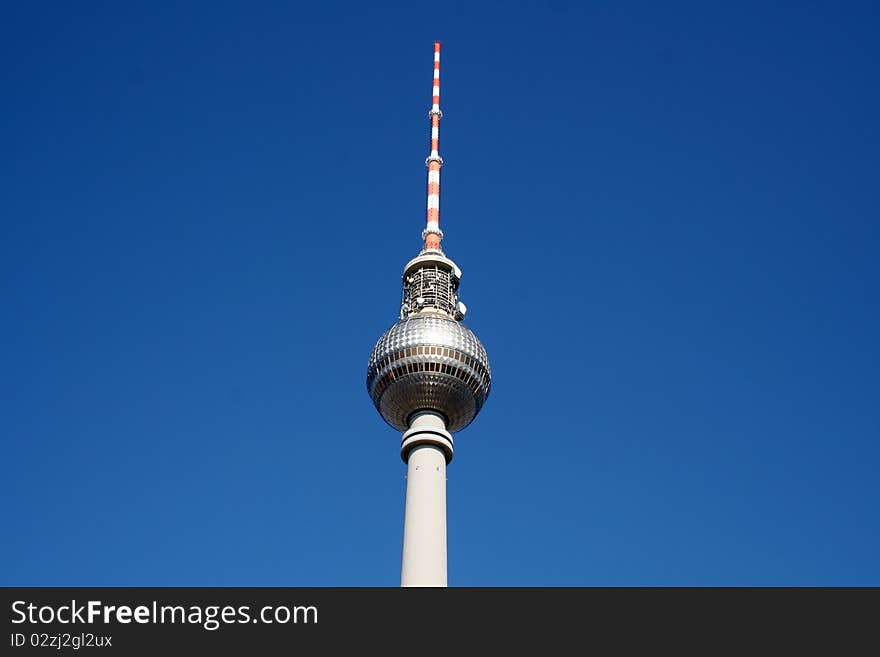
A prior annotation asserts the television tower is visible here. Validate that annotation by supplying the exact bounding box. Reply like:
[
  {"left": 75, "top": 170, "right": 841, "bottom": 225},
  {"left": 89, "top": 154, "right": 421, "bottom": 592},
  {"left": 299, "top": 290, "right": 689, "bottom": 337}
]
[{"left": 366, "top": 42, "right": 492, "bottom": 587}]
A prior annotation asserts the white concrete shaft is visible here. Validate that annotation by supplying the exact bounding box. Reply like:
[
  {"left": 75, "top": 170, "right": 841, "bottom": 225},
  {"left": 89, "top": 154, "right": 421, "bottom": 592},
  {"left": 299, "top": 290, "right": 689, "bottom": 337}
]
[{"left": 400, "top": 413, "right": 450, "bottom": 587}]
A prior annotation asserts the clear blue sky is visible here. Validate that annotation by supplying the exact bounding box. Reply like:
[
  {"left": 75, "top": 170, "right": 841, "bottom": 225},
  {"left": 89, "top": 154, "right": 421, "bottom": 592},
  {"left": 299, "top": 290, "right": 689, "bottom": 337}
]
[{"left": 3, "top": 1, "right": 878, "bottom": 586}]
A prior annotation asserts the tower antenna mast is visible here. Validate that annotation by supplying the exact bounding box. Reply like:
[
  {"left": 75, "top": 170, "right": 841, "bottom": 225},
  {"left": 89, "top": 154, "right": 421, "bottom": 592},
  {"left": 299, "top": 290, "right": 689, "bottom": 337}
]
[{"left": 423, "top": 41, "right": 444, "bottom": 252}]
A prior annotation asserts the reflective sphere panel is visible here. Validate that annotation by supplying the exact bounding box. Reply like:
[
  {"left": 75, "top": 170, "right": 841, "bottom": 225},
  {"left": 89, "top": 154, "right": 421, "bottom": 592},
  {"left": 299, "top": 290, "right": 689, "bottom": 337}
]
[{"left": 367, "top": 315, "right": 491, "bottom": 432}]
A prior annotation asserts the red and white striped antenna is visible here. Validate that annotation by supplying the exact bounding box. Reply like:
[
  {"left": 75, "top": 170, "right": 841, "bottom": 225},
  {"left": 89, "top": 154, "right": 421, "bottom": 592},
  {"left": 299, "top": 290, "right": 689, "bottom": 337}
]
[{"left": 422, "top": 42, "right": 444, "bottom": 252}]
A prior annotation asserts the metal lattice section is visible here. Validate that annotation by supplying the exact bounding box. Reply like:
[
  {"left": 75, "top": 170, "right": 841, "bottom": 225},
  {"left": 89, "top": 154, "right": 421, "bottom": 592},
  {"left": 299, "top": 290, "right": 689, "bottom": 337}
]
[
  {"left": 400, "top": 263, "right": 458, "bottom": 319},
  {"left": 367, "top": 315, "right": 491, "bottom": 432}
]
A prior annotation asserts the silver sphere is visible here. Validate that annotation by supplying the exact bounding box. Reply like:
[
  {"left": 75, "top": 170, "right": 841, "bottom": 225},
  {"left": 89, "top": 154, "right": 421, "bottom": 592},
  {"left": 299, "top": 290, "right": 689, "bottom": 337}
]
[{"left": 367, "top": 315, "right": 491, "bottom": 432}]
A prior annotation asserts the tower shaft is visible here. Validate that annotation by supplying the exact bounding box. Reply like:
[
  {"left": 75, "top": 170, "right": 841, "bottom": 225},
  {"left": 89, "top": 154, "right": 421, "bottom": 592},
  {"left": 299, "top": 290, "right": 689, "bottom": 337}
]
[{"left": 400, "top": 412, "right": 452, "bottom": 587}]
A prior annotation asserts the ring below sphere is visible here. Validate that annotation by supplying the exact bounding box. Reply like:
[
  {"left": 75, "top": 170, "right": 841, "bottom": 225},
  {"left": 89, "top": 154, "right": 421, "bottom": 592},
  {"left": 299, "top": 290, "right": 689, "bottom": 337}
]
[{"left": 367, "top": 315, "right": 491, "bottom": 433}]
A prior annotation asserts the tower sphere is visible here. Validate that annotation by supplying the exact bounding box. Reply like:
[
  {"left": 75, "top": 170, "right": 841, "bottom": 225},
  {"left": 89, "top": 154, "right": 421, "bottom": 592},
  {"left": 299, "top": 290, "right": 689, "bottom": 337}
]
[{"left": 367, "top": 314, "right": 491, "bottom": 433}]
